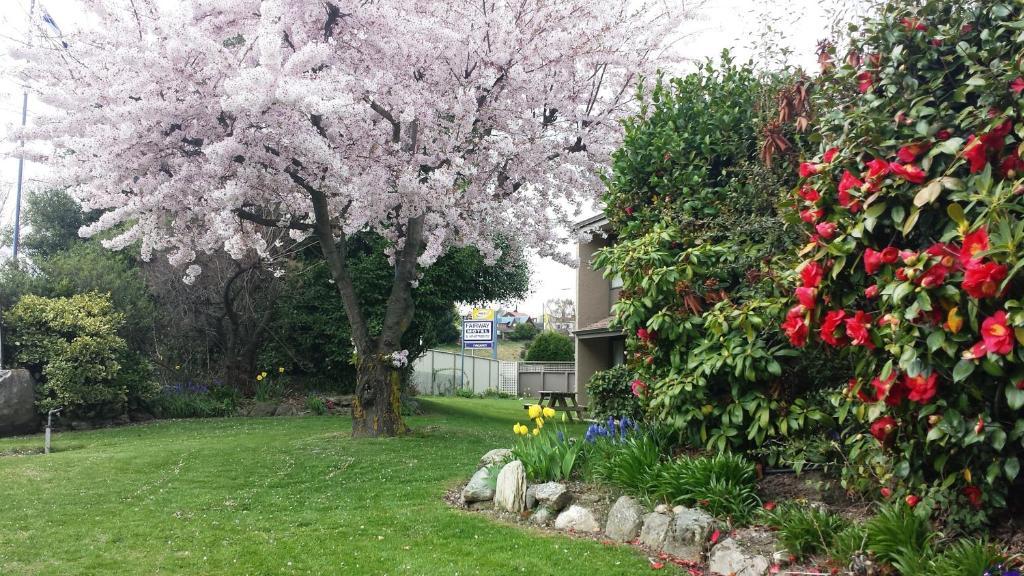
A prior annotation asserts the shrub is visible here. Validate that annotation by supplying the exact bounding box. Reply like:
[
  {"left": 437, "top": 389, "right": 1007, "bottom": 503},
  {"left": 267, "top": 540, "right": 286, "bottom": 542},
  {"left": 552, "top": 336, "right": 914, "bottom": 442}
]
[
  {"left": 864, "top": 505, "right": 933, "bottom": 570},
  {"left": 827, "top": 524, "right": 868, "bottom": 568},
  {"left": 593, "top": 56, "right": 832, "bottom": 456},
  {"left": 587, "top": 426, "right": 661, "bottom": 497},
  {"left": 306, "top": 395, "right": 328, "bottom": 415},
  {"left": 507, "top": 322, "right": 538, "bottom": 342},
  {"left": 8, "top": 292, "right": 157, "bottom": 417},
  {"left": 785, "top": 0, "right": 1024, "bottom": 525},
  {"left": 760, "top": 503, "right": 846, "bottom": 559},
  {"left": 524, "top": 331, "right": 574, "bottom": 362},
  {"left": 587, "top": 365, "right": 643, "bottom": 421},
  {"left": 149, "top": 382, "right": 238, "bottom": 419}
]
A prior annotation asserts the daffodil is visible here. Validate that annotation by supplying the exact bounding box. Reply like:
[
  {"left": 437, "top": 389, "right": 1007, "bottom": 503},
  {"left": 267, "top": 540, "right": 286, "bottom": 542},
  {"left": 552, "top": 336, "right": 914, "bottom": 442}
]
[
  {"left": 513, "top": 423, "right": 522, "bottom": 435},
  {"left": 256, "top": 374, "right": 264, "bottom": 381},
  {"left": 542, "top": 407, "right": 555, "bottom": 418},
  {"left": 278, "top": 367, "right": 285, "bottom": 373},
  {"left": 532, "top": 427, "right": 540, "bottom": 436},
  {"left": 527, "top": 404, "right": 542, "bottom": 419}
]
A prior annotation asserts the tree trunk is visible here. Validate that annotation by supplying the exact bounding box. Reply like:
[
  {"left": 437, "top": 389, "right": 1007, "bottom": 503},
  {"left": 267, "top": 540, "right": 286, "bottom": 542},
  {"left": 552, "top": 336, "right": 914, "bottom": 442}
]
[{"left": 351, "top": 354, "right": 408, "bottom": 437}]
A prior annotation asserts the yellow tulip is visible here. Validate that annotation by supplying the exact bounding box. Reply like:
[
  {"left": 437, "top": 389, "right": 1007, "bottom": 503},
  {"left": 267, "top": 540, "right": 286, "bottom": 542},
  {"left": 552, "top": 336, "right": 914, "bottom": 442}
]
[
  {"left": 532, "top": 428, "right": 540, "bottom": 437},
  {"left": 528, "top": 405, "right": 542, "bottom": 419},
  {"left": 278, "top": 367, "right": 285, "bottom": 373},
  {"left": 542, "top": 407, "right": 555, "bottom": 418},
  {"left": 535, "top": 417, "right": 544, "bottom": 428},
  {"left": 256, "top": 374, "right": 264, "bottom": 381},
  {"left": 561, "top": 413, "right": 567, "bottom": 423},
  {"left": 513, "top": 423, "right": 521, "bottom": 435}
]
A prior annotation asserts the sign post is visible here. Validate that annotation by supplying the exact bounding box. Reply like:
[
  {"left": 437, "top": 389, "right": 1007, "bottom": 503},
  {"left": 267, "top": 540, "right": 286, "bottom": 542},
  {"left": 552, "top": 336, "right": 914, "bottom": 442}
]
[{"left": 461, "top": 308, "right": 496, "bottom": 391}]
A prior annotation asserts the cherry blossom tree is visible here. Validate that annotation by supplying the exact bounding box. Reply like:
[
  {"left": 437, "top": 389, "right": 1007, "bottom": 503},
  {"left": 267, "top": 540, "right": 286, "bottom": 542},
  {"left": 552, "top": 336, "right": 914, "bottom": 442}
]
[{"left": 13, "top": 0, "right": 683, "bottom": 436}]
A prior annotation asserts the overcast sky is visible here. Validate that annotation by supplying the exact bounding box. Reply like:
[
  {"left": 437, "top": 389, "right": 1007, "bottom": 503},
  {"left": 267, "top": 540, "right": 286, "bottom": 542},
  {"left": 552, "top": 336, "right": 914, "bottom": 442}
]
[{"left": 0, "top": 0, "right": 832, "bottom": 317}]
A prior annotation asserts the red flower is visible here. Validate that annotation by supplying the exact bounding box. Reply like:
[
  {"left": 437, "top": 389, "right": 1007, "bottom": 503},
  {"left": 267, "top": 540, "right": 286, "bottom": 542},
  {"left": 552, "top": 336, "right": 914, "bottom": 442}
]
[
  {"left": 916, "top": 264, "right": 949, "bottom": 289},
  {"left": 870, "top": 416, "right": 897, "bottom": 444},
  {"left": 889, "top": 162, "right": 927, "bottom": 184},
  {"left": 782, "top": 305, "right": 809, "bottom": 348},
  {"left": 823, "top": 148, "right": 839, "bottom": 163},
  {"left": 936, "top": 129, "right": 952, "bottom": 141},
  {"left": 820, "top": 310, "right": 847, "bottom": 347},
  {"left": 1001, "top": 153, "right": 1024, "bottom": 178},
  {"left": 926, "top": 242, "right": 957, "bottom": 268},
  {"left": 625, "top": 206, "right": 634, "bottom": 216},
  {"left": 895, "top": 268, "right": 908, "bottom": 281},
  {"left": 637, "top": 328, "right": 653, "bottom": 341},
  {"left": 800, "top": 261, "right": 824, "bottom": 288},
  {"left": 897, "top": 143, "right": 930, "bottom": 163},
  {"left": 963, "top": 341, "right": 989, "bottom": 360},
  {"left": 962, "top": 485, "right": 983, "bottom": 509},
  {"left": 630, "top": 380, "right": 647, "bottom": 397},
  {"left": 873, "top": 372, "right": 906, "bottom": 406},
  {"left": 838, "top": 170, "right": 863, "bottom": 203},
  {"left": 865, "top": 157, "right": 891, "bottom": 181},
  {"left": 798, "top": 186, "right": 821, "bottom": 202},
  {"left": 1013, "top": 77, "right": 1024, "bottom": 95},
  {"left": 815, "top": 222, "right": 837, "bottom": 239},
  {"left": 763, "top": 501, "right": 777, "bottom": 511},
  {"left": 795, "top": 286, "right": 817, "bottom": 308},
  {"left": 976, "top": 415, "right": 985, "bottom": 435},
  {"left": 963, "top": 135, "right": 988, "bottom": 173},
  {"left": 959, "top": 227, "right": 990, "bottom": 264},
  {"left": 865, "top": 284, "right": 879, "bottom": 298},
  {"left": 900, "top": 17, "right": 927, "bottom": 31},
  {"left": 845, "top": 310, "right": 875, "bottom": 349},
  {"left": 848, "top": 378, "right": 873, "bottom": 403},
  {"left": 880, "top": 247, "right": 899, "bottom": 264},
  {"left": 981, "top": 311, "right": 1014, "bottom": 355},
  {"left": 904, "top": 372, "right": 939, "bottom": 404},
  {"left": 863, "top": 248, "right": 883, "bottom": 275},
  {"left": 799, "top": 208, "right": 823, "bottom": 223},
  {"left": 799, "top": 162, "right": 820, "bottom": 178},
  {"left": 962, "top": 260, "right": 1007, "bottom": 299},
  {"left": 905, "top": 495, "right": 920, "bottom": 508},
  {"left": 857, "top": 71, "right": 874, "bottom": 94},
  {"left": 880, "top": 487, "right": 892, "bottom": 498}
]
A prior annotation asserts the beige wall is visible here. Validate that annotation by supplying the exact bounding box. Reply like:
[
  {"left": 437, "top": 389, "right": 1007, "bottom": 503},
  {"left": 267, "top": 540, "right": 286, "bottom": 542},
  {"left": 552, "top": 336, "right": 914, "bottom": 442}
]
[
  {"left": 575, "top": 337, "right": 613, "bottom": 407},
  {"left": 576, "top": 235, "right": 613, "bottom": 330}
]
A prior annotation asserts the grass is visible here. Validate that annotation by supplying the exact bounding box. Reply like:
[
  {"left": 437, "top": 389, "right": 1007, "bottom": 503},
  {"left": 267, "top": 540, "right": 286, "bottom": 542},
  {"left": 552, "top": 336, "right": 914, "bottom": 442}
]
[{"left": 0, "top": 398, "right": 659, "bottom": 575}]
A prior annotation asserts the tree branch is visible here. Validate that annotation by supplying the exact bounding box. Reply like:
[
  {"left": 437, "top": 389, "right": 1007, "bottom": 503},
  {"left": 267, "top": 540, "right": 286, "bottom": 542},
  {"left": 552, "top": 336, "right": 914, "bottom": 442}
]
[
  {"left": 234, "top": 206, "right": 316, "bottom": 231},
  {"left": 378, "top": 215, "right": 425, "bottom": 351},
  {"left": 365, "top": 97, "right": 401, "bottom": 144}
]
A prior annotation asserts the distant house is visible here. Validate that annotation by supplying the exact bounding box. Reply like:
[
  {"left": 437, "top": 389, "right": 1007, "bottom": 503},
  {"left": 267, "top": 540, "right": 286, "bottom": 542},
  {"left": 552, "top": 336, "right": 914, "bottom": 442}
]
[
  {"left": 573, "top": 214, "right": 625, "bottom": 399},
  {"left": 495, "top": 309, "right": 535, "bottom": 338}
]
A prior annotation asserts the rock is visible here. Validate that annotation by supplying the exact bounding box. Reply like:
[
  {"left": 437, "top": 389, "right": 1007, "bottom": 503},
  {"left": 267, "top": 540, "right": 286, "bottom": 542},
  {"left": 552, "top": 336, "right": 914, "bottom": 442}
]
[
  {"left": 479, "top": 448, "right": 512, "bottom": 467},
  {"left": 709, "top": 538, "right": 771, "bottom": 576},
  {"left": 554, "top": 505, "right": 600, "bottom": 532},
  {"left": 531, "top": 506, "right": 554, "bottom": 526},
  {"left": 525, "top": 485, "right": 538, "bottom": 509},
  {"left": 672, "top": 505, "right": 686, "bottom": 514},
  {"left": 0, "top": 369, "right": 37, "bottom": 437},
  {"left": 533, "top": 482, "right": 571, "bottom": 511},
  {"left": 129, "top": 411, "right": 155, "bottom": 423},
  {"left": 462, "top": 467, "right": 495, "bottom": 503},
  {"left": 605, "top": 496, "right": 645, "bottom": 543},
  {"left": 466, "top": 500, "right": 492, "bottom": 511},
  {"left": 273, "top": 403, "right": 298, "bottom": 417},
  {"left": 663, "top": 507, "right": 714, "bottom": 562},
  {"left": 246, "top": 401, "right": 278, "bottom": 417},
  {"left": 654, "top": 504, "right": 670, "bottom": 514},
  {"left": 639, "top": 512, "right": 672, "bottom": 549},
  {"left": 494, "top": 461, "right": 527, "bottom": 513}
]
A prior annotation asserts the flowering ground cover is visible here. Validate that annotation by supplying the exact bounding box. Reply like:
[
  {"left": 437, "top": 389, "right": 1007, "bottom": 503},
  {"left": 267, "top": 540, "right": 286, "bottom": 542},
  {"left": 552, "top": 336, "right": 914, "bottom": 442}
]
[{"left": 0, "top": 398, "right": 659, "bottom": 575}]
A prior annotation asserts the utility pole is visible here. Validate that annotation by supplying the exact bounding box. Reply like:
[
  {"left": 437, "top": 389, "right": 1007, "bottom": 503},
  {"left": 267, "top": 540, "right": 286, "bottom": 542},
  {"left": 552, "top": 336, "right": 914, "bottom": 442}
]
[{"left": 12, "top": 0, "right": 37, "bottom": 261}]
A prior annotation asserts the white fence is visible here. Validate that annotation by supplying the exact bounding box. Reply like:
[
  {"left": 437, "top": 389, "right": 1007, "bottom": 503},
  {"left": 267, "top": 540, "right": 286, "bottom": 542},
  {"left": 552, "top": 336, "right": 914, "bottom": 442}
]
[{"left": 410, "top": 350, "right": 577, "bottom": 400}]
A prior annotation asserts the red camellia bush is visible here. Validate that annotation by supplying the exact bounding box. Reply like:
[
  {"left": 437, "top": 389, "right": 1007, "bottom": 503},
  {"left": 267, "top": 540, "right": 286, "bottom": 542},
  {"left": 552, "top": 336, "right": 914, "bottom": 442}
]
[{"left": 785, "top": 1, "right": 1024, "bottom": 527}]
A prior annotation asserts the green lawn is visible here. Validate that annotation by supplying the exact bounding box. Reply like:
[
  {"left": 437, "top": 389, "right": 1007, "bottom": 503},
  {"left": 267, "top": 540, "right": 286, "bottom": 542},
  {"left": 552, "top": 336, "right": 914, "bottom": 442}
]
[{"left": 0, "top": 398, "right": 653, "bottom": 575}]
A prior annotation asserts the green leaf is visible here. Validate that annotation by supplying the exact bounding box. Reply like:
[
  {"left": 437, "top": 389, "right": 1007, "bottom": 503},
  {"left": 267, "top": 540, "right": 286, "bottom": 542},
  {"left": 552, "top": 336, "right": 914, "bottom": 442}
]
[
  {"left": 902, "top": 207, "right": 921, "bottom": 235},
  {"left": 947, "top": 203, "right": 966, "bottom": 226},
  {"left": 926, "top": 330, "right": 946, "bottom": 352},
  {"left": 1007, "top": 386, "right": 1024, "bottom": 410},
  {"left": 953, "top": 359, "right": 976, "bottom": 382},
  {"left": 913, "top": 181, "right": 942, "bottom": 207},
  {"left": 1006, "top": 457, "right": 1020, "bottom": 481}
]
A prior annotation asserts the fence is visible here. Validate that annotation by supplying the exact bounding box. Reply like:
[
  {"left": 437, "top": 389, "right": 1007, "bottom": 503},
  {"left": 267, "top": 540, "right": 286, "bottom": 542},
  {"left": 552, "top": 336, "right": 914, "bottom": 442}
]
[{"left": 410, "top": 350, "right": 578, "bottom": 400}]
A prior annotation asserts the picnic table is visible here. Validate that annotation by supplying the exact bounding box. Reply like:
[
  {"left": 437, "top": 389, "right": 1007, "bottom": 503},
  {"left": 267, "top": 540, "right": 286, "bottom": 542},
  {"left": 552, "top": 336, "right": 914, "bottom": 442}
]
[{"left": 524, "top": 390, "right": 587, "bottom": 422}]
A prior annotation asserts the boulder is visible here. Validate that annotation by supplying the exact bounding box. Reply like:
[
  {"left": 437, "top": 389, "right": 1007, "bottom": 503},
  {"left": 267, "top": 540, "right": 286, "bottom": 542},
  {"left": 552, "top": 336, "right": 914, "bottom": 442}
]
[
  {"left": 0, "top": 369, "right": 37, "bottom": 437},
  {"left": 494, "top": 460, "right": 527, "bottom": 513},
  {"left": 273, "top": 403, "right": 299, "bottom": 417},
  {"left": 532, "top": 482, "right": 571, "bottom": 511},
  {"left": 605, "top": 496, "right": 645, "bottom": 543},
  {"left": 531, "top": 506, "right": 554, "bottom": 526},
  {"left": 525, "top": 485, "right": 538, "bottom": 509},
  {"left": 479, "top": 448, "right": 512, "bottom": 467},
  {"left": 554, "top": 505, "right": 600, "bottom": 532},
  {"left": 708, "top": 538, "right": 770, "bottom": 576},
  {"left": 663, "top": 507, "right": 714, "bottom": 562},
  {"left": 462, "top": 467, "right": 495, "bottom": 503},
  {"left": 639, "top": 512, "right": 672, "bottom": 549},
  {"left": 246, "top": 401, "right": 278, "bottom": 417}
]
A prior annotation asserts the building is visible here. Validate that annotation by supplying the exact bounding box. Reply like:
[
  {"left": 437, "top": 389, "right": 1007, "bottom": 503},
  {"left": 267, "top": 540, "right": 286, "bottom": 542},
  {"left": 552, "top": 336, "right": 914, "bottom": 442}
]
[{"left": 573, "top": 214, "right": 625, "bottom": 403}]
